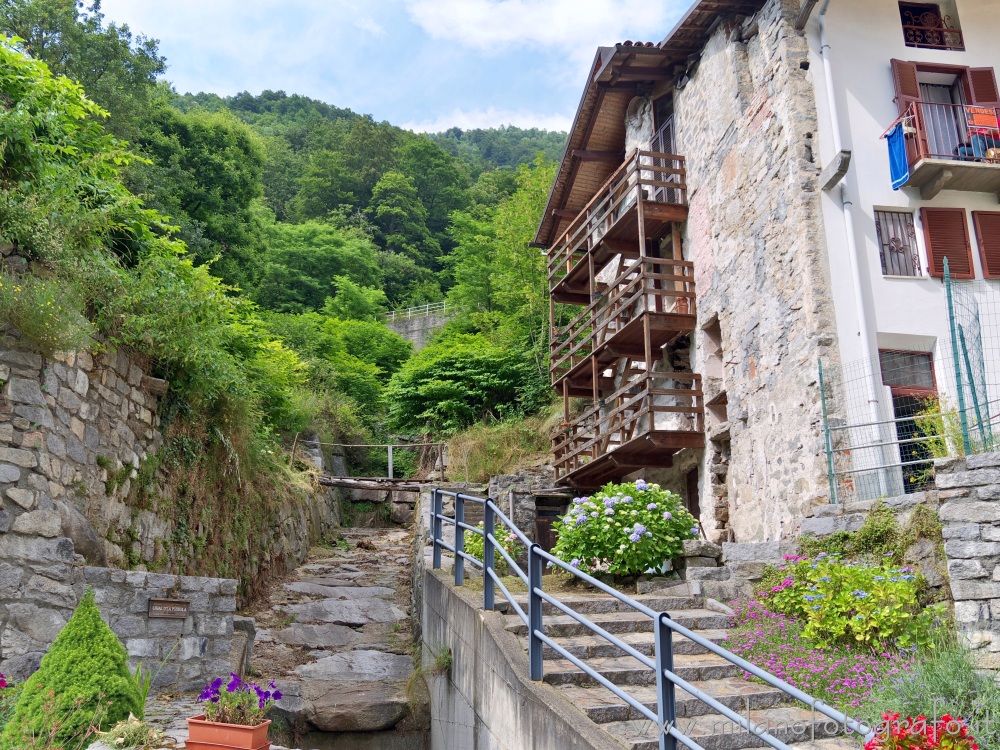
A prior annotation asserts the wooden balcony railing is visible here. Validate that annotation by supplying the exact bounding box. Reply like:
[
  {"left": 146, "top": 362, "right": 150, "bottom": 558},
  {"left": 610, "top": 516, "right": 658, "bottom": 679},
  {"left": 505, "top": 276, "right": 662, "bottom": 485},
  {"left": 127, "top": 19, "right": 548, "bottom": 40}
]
[
  {"left": 552, "top": 372, "right": 704, "bottom": 482},
  {"left": 547, "top": 150, "right": 687, "bottom": 291},
  {"left": 549, "top": 257, "right": 696, "bottom": 384}
]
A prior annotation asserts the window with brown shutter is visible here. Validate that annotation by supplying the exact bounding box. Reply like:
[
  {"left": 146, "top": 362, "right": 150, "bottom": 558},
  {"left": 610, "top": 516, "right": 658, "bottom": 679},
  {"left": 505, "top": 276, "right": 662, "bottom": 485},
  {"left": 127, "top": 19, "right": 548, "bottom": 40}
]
[
  {"left": 973, "top": 211, "right": 1000, "bottom": 278},
  {"left": 967, "top": 68, "right": 1000, "bottom": 107},
  {"left": 920, "top": 207, "right": 974, "bottom": 278}
]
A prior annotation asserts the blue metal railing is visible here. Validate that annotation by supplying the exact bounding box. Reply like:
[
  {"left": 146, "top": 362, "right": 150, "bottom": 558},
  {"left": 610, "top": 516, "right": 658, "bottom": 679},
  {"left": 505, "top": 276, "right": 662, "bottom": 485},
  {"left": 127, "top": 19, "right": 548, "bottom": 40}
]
[{"left": 429, "top": 488, "right": 875, "bottom": 750}]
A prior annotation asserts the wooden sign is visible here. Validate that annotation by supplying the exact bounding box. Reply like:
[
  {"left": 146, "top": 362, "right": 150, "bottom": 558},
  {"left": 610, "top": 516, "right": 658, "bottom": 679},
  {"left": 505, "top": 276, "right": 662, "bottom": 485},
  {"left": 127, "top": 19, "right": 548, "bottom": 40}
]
[
  {"left": 147, "top": 598, "right": 190, "bottom": 619},
  {"left": 967, "top": 106, "right": 999, "bottom": 130}
]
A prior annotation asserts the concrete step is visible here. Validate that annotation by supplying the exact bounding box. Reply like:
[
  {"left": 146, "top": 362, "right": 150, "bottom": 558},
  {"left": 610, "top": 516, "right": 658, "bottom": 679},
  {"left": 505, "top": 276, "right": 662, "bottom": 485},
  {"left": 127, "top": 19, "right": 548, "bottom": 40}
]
[
  {"left": 602, "top": 705, "right": 847, "bottom": 749},
  {"left": 536, "top": 628, "right": 730, "bottom": 660},
  {"left": 504, "top": 608, "right": 730, "bottom": 638},
  {"left": 542, "top": 652, "right": 740, "bottom": 687},
  {"left": 558, "top": 677, "right": 787, "bottom": 721},
  {"left": 496, "top": 593, "right": 704, "bottom": 617}
]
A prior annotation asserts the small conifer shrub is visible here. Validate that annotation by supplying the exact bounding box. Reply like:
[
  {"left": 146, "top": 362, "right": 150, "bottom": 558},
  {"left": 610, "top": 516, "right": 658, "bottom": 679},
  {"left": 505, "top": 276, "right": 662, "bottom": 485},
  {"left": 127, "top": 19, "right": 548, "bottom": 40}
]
[{"left": 0, "top": 589, "right": 142, "bottom": 749}]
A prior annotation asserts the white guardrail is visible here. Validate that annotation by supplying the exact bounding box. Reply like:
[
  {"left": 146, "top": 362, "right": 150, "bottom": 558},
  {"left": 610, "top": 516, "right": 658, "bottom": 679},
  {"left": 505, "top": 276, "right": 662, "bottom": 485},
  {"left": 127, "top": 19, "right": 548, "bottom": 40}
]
[{"left": 384, "top": 301, "right": 449, "bottom": 323}]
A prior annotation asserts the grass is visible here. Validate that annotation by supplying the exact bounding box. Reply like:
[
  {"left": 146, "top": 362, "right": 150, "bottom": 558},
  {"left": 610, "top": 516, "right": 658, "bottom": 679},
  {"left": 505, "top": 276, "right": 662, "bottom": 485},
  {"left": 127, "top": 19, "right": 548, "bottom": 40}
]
[{"left": 446, "top": 414, "right": 552, "bottom": 482}]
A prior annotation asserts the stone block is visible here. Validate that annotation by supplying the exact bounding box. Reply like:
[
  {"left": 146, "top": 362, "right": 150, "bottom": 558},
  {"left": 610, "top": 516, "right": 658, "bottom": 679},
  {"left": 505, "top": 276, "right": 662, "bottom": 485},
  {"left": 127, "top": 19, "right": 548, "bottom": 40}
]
[
  {"left": 950, "top": 581, "right": 1000, "bottom": 600},
  {"left": 0, "top": 364, "right": 8, "bottom": 381},
  {"left": 177, "top": 636, "right": 208, "bottom": 660},
  {"left": 0, "top": 350, "right": 42, "bottom": 370},
  {"left": 6, "top": 488, "right": 35, "bottom": 510},
  {"left": 6, "top": 377, "right": 45, "bottom": 406},
  {"left": 147, "top": 617, "right": 190, "bottom": 636},
  {"left": 220, "top": 579, "right": 238, "bottom": 596},
  {"left": 944, "top": 540, "right": 1000, "bottom": 559},
  {"left": 12, "top": 510, "right": 62, "bottom": 537},
  {"left": 811, "top": 504, "right": 843, "bottom": 518},
  {"left": 685, "top": 567, "right": 731, "bottom": 581},
  {"left": 683, "top": 556, "right": 718, "bottom": 568},
  {"left": 800, "top": 514, "right": 865, "bottom": 537},
  {"left": 940, "top": 501, "right": 1000, "bottom": 524},
  {"left": 194, "top": 614, "right": 232, "bottom": 637},
  {"left": 0, "top": 464, "right": 19, "bottom": 484},
  {"left": 125, "top": 638, "right": 159, "bottom": 658},
  {"left": 212, "top": 596, "right": 237, "bottom": 613},
  {"left": 727, "top": 561, "right": 769, "bottom": 580},
  {"left": 967, "top": 452, "right": 1000, "bottom": 470},
  {"left": 72, "top": 371, "right": 89, "bottom": 397},
  {"left": 682, "top": 539, "right": 722, "bottom": 558},
  {"left": 83, "top": 567, "right": 112, "bottom": 584},
  {"left": 938, "top": 470, "right": 1000, "bottom": 489},
  {"left": 948, "top": 559, "right": 990, "bottom": 580},
  {"left": 110, "top": 616, "right": 146, "bottom": 639},
  {"left": 954, "top": 600, "right": 987, "bottom": 623},
  {"left": 0, "top": 424, "right": 12, "bottom": 443},
  {"left": 0, "top": 447, "right": 36, "bottom": 468},
  {"left": 722, "top": 541, "right": 783, "bottom": 562},
  {"left": 943, "top": 524, "right": 982, "bottom": 541}
]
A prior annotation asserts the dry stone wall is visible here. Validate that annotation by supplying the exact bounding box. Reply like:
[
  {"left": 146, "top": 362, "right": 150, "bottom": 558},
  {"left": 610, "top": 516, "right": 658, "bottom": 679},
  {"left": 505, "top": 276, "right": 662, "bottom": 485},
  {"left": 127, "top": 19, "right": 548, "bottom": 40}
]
[
  {"left": 936, "top": 453, "right": 1000, "bottom": 667},
  {"left": 673, "top": 0, "right": 841, "bottom": 542}
]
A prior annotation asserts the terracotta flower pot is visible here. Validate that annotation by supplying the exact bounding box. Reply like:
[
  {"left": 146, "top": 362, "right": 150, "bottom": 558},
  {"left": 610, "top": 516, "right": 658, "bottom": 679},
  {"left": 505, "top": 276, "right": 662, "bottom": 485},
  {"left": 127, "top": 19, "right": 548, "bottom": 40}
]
[{"left": 186, "top": 714, "right": 270, "bottom": 750}]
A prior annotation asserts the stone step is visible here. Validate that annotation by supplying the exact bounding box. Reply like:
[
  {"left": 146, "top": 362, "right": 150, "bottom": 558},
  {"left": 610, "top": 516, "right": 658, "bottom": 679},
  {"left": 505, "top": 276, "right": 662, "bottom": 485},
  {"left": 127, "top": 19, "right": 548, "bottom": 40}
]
[
  {"left": 535, "top": 628, "right": 730, "bottom": 660},
  {"left": 602, "top": 705, "right": 847, "bottom": 750},
  {"left": 496, "top": 593, "right": 704, "bottom": 617},
  {"left": 504, "top": 608, "right": 729, "bottom": 638},
  {"left": 557, "top": 677, "right": 787, "bottom": 721},
  {"left": 542, "top": 652, "right": 740, "bottom": 686}
]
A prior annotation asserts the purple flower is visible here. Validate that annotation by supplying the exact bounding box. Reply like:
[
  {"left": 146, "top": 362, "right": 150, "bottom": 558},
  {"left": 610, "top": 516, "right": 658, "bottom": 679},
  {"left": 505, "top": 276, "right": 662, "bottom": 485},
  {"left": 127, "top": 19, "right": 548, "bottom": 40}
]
[
  {"left": 662, "top": 511, "right": 672, "bottom": 520},
  {"left": 604, "top": 508, "right": 614, "bottom": 515},
  {"left": 646, "top": 503, "right": 657, "bottom": 510},
  {"left": 633, "top": 524, "right": 647, "bottom": 535},
  {"left": 690, "top": 527, "right": 699, "bottom": 536},
  {"left": 575, "top": 515, "right": 587, "bottom": 525},
  {"left": 603, "top": 497, "right": 615, "bottom": 508},
  {"left": 629, "top": 533, "right": 641, "bottom": 542},
  {"left": 621, "top": 495, "right": 633, "bottom": 503},
  {"left": 570, "top": 558, "right": 580, "bottom": 569}
]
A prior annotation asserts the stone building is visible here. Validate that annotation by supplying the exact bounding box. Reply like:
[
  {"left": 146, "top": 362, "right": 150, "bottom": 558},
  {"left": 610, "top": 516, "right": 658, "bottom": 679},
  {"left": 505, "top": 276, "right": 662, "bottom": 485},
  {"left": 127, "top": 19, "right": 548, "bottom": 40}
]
[{"left": 538, "top": 0, "right": 1000, "bottom": 543}]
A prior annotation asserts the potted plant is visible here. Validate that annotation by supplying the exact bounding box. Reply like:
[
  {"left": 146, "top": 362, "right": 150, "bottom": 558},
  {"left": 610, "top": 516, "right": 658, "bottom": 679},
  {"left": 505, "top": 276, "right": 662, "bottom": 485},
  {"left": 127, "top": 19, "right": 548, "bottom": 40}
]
[{"left": 188, "top": 674, "right": 282, "bottom": 750}]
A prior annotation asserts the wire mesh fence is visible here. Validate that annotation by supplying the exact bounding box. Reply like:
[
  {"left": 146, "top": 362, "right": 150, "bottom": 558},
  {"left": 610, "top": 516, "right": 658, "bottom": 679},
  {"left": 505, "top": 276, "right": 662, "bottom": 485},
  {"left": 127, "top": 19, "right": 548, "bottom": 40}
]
[{"left": 821, "top": 260, "right": 1000, "bottom": 505}]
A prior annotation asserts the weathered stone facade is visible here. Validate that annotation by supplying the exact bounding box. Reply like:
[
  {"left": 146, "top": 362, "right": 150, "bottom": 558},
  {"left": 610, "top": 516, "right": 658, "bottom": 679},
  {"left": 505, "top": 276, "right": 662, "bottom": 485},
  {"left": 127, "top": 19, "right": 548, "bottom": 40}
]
[
  {"left": 0, "top": 553, "right": 236, "bottom": 691},
  {"left": 646, "top": 0, "right": 842, "bottom": 542},
  {"left": 936, "top": 453, "right": 1000, "bottom": 668}
]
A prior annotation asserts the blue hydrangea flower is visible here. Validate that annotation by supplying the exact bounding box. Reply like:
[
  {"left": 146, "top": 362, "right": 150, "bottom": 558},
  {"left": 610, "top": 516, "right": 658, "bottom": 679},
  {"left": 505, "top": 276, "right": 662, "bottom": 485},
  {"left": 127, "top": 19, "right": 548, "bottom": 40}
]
[
  {"left": 570, "top": 558, "right": 580, "bottom": 569},
  {"left": 633, "top": 524, "right": 647, "bottom": 535},
  {"left": 851, "top": 590, "right": 869, "bottom": 599},
  {"left": 690, "top": 527, "right": 699, "bottom": 536},
  {"left": 590, "top": 511, "right": 598, "bottom": 518},
  {"left": 604, "top": 508, "right": 614, "bottom": 516},
  {"left": 621, "top": 495, "right": 634, "bottom": 503},
  {"left": 662, "top": 511, "right": 672, "bottom": 520},
  {"left": 635, "top": 479, "right": 648, "bottom": 491},
  {"left": 629, "top": 532, "right": 641, "bottom": 542},
  {"left": 647, "top": 503, "right": 657, "bottom": 510},
  {"left": 575, "top": 515, "right": 587, "bottom": 525}
]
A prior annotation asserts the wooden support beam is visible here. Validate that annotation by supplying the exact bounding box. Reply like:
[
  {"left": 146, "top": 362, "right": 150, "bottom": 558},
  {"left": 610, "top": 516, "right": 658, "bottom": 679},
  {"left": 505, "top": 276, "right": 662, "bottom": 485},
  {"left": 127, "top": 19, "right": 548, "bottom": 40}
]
[
  {"left": 611, "top": 65, "right": 673, "bottom": 81},
  {"left": 572, "top": 149, "right": 623, "bottom": 163},
  {"left": 551, "top": 208, "right": 578, "bottom": 220},
  {"left": 317, "top": 475, "right": 423, "bottom": 494}
]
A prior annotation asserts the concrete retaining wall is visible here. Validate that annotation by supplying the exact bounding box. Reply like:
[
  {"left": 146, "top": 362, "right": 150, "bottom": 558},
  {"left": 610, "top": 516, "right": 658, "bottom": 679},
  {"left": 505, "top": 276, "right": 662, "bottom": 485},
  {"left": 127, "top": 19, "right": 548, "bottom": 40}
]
[
  {"left": 420, "top": 568, "right": 620, "bottom": 750},
  {"left": 386, "top": 313, "right": 451, "bottom": 351}
]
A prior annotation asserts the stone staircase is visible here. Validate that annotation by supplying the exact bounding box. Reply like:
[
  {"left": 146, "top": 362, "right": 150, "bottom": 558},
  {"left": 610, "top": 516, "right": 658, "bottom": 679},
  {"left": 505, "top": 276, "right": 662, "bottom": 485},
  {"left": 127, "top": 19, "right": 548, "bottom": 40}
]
[{"left": 497, "top": 584, "right": 861, "bottom": 750}]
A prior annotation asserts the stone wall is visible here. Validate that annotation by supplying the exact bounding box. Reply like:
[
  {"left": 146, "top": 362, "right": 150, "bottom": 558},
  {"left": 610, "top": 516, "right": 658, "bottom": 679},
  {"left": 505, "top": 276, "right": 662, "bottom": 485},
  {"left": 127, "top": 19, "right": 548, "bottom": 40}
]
[
  {"left": 0, "top": 345, "right": 163, "bottom": 567},
  {"left": 0, "top": 546, "right": 235, "bottom": 691},
  {"left": 672, "top": 0, "right": 841, "bottom": 542},
  {"left": 936, "top": 453, "right": 1000, "bottom": 667}
]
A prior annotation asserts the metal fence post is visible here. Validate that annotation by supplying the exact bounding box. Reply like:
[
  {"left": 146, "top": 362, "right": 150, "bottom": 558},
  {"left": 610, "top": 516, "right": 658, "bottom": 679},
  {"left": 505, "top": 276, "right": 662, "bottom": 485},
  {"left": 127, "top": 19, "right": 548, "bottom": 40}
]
[
  {"left": 959, "top": 326, "right": 990, "bottom": 449},
  {"left": 431, "top": 489, "right": 442, "bottom": 570},
  {"left": 387, "top": 445, "right": 394, "bottom": 479},
  {"left": 483, "top": 501, "right": 496, "bottom": 611},
  {"left": 528, "top": 544, "right": 544, "bottom": 681},
  {"left": 454, "top": 493, "right": 465, "bottom": 586},
  {"left": 818, "top": 360, "right": 838, "bottom": 504},
  {"left": 655, "top": 614, "right": 677, "bottom": 750},
  {"left": 944, "top": 258, "right": 973, "bottom": 454}
]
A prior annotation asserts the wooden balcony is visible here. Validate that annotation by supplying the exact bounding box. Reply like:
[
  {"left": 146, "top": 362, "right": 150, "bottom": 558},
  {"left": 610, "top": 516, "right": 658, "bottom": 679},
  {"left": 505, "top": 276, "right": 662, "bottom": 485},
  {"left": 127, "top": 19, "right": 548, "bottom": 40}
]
[
  {"left": 550, "top": 257, "right": 696, "bottom": 397},
  {"left": 892, "top": 101, "right": 1000, "bottom": 199},
  {"left": 552, "top": 373, "right": 704, "bottom": 488},
  {"left": 548, "top": 150, "right": 688, "bottom": 305}
]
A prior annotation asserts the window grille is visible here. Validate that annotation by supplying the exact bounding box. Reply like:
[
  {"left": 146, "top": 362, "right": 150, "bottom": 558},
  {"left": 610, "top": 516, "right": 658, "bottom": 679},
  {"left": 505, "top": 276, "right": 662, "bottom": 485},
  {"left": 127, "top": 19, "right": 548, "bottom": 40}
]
[
  {"left": 875, "top": 210, "right": 921, "bottom": 277},
  {"left": 898, "top": 2, "right": 964, "bottom": 51}
]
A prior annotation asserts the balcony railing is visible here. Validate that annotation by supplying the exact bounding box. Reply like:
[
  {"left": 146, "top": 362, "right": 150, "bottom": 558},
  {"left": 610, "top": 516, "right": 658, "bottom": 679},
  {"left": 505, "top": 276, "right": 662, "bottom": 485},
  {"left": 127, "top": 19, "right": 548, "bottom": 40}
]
[
  {"left": 549, "top": 257, "right": 695, "bottom": 384},
  {"left": 547, "top": 149, "right": 687, "bottom": 291},
  {"left": 900, "top": 7, "right": 964, "bottom": 51},
  {"left": 552, "top": 372, "right": 703, "bottom": 481},
  {"left": 900, "top": 101, "right": 1000, "bottom": 164}
]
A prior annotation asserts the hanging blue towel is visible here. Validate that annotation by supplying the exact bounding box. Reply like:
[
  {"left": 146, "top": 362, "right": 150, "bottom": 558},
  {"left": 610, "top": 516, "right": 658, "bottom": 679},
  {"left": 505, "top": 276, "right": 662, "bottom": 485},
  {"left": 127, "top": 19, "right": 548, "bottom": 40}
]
[{"left": 886, "top": 122, "right": 910, "bottom": 190}]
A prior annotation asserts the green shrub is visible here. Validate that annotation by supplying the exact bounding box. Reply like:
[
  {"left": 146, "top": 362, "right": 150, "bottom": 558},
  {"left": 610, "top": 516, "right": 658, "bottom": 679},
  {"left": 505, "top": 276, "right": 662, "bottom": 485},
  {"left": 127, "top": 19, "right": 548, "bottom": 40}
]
[
  {"left": 463, "top": 521, "right": 521, "bottom": 575},
  {"left": 860, "top": 637, "right": 1000, "bottom": 749},
  {"left": 760, "top": 554, "right": 941, "bottom": 650},
  {"left": 0, "top": 274, "right": 92, "bottom": 354},
  {"left": 0, "top": 589, "right": 142, "bottom": 750},
  {"left": 550, "top": 480, "right": 698, "bottom": 577}
]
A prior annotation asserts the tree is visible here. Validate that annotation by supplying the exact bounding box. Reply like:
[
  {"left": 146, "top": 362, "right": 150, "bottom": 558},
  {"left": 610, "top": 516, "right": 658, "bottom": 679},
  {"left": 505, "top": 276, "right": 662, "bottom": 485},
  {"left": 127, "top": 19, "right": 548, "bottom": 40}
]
[
  {"left": 254, "top": 222, "right": 380, "bottom": 313},
  {"left": 366, "top": 171, "right": 440, "bottom": 267},
  {"left": 1, "top": 0, "right": 165, "bottom": 138},
  {"left": 324, "top": 276, "right": 388, "bottom": 322},
  {"left": 0, "top": 589, "right": 142, "bottom": 749},
  {"left": 287, "top": 149, "right": 357, "bottom": 221},
  {"left": 397, "top": 137, "right": 470, "bottom": 236}
]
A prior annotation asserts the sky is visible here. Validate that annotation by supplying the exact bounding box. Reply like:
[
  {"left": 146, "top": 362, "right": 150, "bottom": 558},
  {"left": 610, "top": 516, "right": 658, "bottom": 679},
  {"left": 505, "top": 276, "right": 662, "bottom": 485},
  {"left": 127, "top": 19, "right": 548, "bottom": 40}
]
[{"left": 98, "top": 0, "right": 690, "bottom": 133}]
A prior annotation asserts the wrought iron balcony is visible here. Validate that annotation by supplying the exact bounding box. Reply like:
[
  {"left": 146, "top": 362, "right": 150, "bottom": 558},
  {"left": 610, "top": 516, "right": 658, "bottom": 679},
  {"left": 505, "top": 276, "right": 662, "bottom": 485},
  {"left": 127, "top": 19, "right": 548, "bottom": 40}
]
[
  {"left": 549, "top": 257, "right": 696, "bottom": 396},
  {"left": 552, "top": 373, "right": 704, "bottom": 487},
  {"left": 547, "top": 150, "right": 688, "bottom": 305},
  {"left": 890, "top": 101, "right": 1000, "bottom": 199}
]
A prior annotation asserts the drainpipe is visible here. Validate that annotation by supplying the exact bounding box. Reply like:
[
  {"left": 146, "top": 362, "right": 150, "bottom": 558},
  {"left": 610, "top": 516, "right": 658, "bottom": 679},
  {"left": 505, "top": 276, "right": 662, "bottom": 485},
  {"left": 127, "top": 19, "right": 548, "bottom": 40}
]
[{"left": 819, "top": 0, "right": 841, "bottom": 154}]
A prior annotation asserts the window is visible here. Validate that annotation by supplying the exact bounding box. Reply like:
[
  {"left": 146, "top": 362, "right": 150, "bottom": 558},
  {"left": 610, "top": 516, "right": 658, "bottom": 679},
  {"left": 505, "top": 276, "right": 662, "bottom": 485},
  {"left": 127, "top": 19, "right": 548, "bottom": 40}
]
[
  {"left": 899, "top": 2, "right": 964, "bottom": 51},
  {"left": 876, "top": 210, "right": 921, "bottom": 276},
  {"left": 920, "top": 207, "right": 974, "bottom": 278},
  {"left": 974, "top": 211, "right": 1000, "bottom": 278},
  {"left": 879, "top": 349, "right": 937, "bottom": 493}
]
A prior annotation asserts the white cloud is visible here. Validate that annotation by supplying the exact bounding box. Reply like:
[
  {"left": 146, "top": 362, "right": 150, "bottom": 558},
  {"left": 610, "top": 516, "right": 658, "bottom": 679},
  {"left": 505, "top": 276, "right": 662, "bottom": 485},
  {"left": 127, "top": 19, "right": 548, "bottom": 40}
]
[
  {"left": 405, "top": 0, "right": 673, "bottom": 53},
  {"left": 402, "top": 107, "right": 571, "bottom": 133}
]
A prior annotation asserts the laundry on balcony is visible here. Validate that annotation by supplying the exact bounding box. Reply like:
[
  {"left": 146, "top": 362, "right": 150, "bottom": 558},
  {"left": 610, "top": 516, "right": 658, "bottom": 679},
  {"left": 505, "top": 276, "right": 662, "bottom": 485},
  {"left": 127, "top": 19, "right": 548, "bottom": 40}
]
[{"left": 884, "top": 120, "right": 910, "bottom": 190}]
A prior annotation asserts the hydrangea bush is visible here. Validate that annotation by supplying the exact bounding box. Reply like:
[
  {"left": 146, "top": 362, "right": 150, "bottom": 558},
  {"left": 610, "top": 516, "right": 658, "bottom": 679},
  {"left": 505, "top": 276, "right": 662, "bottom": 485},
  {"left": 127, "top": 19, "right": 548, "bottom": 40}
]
[
  {"left": 759, "top": 554, "right": 940, "bottom": 649},
  {"left": 551, "top": 480, "right": 698, "bottom": 576},
  {"left": 199, "top": 673, "right": 281, "bottom": 726},
  {"left": 865, "top": 712, "right": 979, "bottom": 750},
  {"left": 463, "top": 521, "right": 521, "bottom": 576}
]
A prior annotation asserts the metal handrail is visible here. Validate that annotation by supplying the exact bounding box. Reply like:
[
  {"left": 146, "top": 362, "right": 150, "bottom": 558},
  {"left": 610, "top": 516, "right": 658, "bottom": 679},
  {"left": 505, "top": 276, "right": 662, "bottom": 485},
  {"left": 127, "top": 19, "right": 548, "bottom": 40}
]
[
  {"left": 429, "top": 488, "right": 875, "bottom": 750},
  {"left": 384, "top": 300, "right": 450, "bottom": 323}
]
